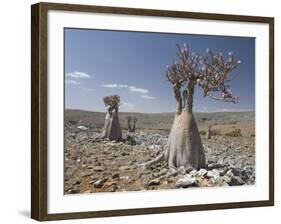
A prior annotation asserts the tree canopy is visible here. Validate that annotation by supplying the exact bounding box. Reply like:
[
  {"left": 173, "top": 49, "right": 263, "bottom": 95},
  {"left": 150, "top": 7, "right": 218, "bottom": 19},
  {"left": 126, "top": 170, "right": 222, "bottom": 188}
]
[{"left": 166, "top": 44, "right": 241, "bottom": 109}]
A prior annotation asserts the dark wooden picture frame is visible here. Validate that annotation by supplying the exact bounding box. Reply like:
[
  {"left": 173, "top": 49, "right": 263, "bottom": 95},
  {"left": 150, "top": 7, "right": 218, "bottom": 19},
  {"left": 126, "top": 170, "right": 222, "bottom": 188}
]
[{"left": 31, "top": 2, "right": 274, "bottom": 221}]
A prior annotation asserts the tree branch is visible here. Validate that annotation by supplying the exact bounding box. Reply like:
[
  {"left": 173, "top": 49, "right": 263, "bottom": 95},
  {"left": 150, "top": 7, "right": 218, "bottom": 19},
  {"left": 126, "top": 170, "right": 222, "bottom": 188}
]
[
  {"left": 207, "top": 93, "right": 238, "bottom": 104},
  {"left": 166, "top": 44, "right": 241, "bottom": 112}
]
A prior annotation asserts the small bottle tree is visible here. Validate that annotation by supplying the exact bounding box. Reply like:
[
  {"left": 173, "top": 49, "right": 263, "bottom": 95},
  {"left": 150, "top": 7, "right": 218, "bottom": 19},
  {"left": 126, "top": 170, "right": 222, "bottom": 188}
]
[
  {"left": 127, "top": 116, "right": 132, "bottom": 132},
  {"left": 164, "top": 44, "right": 240, "bottom": 170},
  {"left": 101, "top": 95, "right": 122, "bottom": 141},
  {"left": 132, "top": 117, "right": 137, "bottom": 132},
  {"left": 127, "top": 116, "right": 137, "bottom": 132},
  {"left": 206, "top": 125, "right": 212, "bottom": 139}
]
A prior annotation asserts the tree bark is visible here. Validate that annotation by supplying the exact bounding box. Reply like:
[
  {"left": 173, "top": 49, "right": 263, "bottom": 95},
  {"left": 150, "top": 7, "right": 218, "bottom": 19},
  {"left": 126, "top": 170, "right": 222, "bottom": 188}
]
[
  {"left": 165, "top": 110, "right": 206, "bottom": 170},
  {"left": 173, "top": 85, "right": 182, "bottom": 115},
  {"left": 186, "top": 81, "right": 195, "bottom": 113}
]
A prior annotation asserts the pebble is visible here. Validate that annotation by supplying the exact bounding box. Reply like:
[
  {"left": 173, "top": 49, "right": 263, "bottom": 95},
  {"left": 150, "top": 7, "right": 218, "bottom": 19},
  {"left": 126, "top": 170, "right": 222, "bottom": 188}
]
[
  {"left": 93, "top": 178, "right": 108, "bottom": 188},
  {"left": 93, "top": 166, "right": 105, "bottom": 172},
  {"left": 189, "top": 170, "right": 198, "bottom": 176},
  {"left": 229, "top": 176, "right": 244, "bottom": 186},
  {"left": 198, "top": 169, "right": 207, "bottom": 176},
  {"left": 119, "top": 166, "right": 131, "bottom": 171},
  {"left": 175, "top": 175, "right": 196, "bottom": 188},
  {"left": 73, "top": 180, "right": 81, "bottom": 185},
  {"left": 206, "top": 170, "right": 220, "bottom": 178},
  {"left": 68, "top": 188, "right": 80, "bottom": 194},
  {"left": 77, "top": 125, "right": 89, "bottom": 131},
  {"left": 109, "top": 185, "right": 118, "bottom": 192},
  {"left": 148, "top": 179, "right": 161, "bottom": 186},
  {"left": 112, "top": 173, "right": 120, "bottom": 179}
]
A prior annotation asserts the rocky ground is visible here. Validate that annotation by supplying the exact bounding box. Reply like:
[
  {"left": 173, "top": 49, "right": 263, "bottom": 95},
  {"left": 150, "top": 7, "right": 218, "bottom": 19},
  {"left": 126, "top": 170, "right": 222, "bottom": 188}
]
[{"left": 64, "top": 119, "right": 255, "bottom": 194}]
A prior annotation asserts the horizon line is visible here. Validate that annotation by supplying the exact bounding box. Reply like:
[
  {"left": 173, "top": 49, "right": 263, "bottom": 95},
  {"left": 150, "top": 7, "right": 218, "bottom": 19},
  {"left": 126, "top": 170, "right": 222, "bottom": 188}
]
[{"left": 65, "top": 108, "right": 255, "bottom": 114}]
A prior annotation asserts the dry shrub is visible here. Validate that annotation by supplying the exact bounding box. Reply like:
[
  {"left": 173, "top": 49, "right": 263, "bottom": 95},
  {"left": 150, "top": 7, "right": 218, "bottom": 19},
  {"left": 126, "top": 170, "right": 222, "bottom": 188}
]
[
  {"left": 68, "top": 120, "right": 77, "bottom": 125},
  {"left": 199, "top": 130, "right": 206, "bottom": 135},
  {"left": 225, "top": 128, "right": 242, "bottom": 137},
  {"left": 211, "top": 129, "right": 221, "bottom": 136}
]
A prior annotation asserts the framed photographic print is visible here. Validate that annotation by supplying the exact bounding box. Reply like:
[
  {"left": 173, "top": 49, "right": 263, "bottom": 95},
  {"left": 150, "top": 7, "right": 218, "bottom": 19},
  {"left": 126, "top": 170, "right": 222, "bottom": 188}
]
[{"left": 31, "top": 2, "right": 274, "bottom": 221}]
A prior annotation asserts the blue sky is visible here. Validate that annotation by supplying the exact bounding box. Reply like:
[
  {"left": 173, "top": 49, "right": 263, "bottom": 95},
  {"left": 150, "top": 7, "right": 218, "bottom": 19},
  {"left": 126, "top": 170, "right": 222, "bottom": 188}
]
[{"left": 64, "top": 28, "right": 255, "bottom": 113}]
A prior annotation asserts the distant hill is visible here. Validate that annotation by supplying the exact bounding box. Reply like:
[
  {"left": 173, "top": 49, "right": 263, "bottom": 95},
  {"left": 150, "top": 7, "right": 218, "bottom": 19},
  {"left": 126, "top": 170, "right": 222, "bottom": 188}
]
[{"left": 65, "top": 109, "right": 255, "bottom": 131}]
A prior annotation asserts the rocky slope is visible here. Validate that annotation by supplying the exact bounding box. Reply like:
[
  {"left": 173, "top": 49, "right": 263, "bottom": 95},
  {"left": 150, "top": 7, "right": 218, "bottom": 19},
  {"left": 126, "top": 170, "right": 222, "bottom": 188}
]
[{"left": 64, "top": 118, "right": 255, "bottom": 194}]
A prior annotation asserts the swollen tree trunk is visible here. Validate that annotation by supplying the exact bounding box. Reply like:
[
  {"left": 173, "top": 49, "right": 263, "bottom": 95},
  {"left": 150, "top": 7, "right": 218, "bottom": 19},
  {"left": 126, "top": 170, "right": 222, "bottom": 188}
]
[
  {"left": 127, "top": 116, "right": 137, "bottom": 133},
  {"left": 165, "top": 110, "right": 206, "bottom": 170},
  {"left": 165, "top": 83, "right": 206, "bottom": 170},
  {"left": 101, "top": 110, "right": 122, "bottom": 141}
]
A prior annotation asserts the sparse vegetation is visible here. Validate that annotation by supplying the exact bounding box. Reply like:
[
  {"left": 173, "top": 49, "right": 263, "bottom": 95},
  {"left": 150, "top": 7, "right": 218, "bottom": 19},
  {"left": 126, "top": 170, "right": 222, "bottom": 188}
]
[
  {"left": 201, "top": 117, "right": 207, "bottom": 123},
  {"left": 199, "top": 130, "right": 206, "bottom": 135},
  {"left": 68, "top": 120, "right": 78, "bottom": 125},
  {"left": 225, "top": 128, "right": 242, "bottom": 137},
  {"left": 211, "top": 129, "right": 222, "bottom": 136}
]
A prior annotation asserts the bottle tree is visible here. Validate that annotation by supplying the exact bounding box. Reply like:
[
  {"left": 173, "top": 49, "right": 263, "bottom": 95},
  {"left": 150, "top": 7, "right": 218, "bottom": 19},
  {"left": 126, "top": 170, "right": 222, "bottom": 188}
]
[
  {"left": 127, "top": 116, "right": 138, "bottom": 132},
  {"left": 164, "top": 44, "right": 241, "bottom": 170},
  {"left": 101, "top": 95, "right": 122, "bottom": 141}
]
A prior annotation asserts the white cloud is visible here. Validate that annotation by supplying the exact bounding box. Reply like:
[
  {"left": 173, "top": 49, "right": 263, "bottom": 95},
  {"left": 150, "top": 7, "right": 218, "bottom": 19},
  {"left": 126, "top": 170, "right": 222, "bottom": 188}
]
[
  {"left": 102, "top": 84, "right": 128, "bottom": 88},
  {"left": 65, "top": 80, "right": 81, "bottom": 85},
  {"left": 65, "top": 71, "right": 91, "bottom": 79},
  {"left": 129, "top": 86, "right": 149, "bottom": 94},
  {"left": 102, "top": 83, "right": 155, "bottom": 100},
  {"left": 141, "top": 95, "right": 156, "bottom": 100},
  {"left": 102, "top": 83, "right": 149, "bottom": 94}
]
